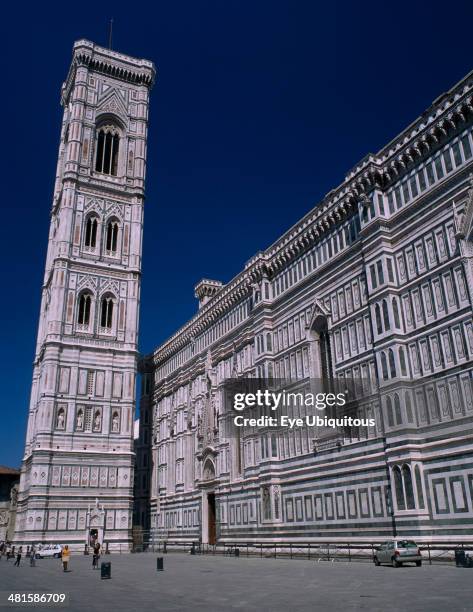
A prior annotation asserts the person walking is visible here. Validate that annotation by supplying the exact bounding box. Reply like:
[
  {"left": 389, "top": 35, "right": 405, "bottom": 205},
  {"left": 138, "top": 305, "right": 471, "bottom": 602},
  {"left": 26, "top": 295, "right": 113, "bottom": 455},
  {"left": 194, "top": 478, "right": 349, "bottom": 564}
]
[
  {"left": 61, "top": 545, "right": 70, "bottom": 572},
  {"left": 14, "top": 546, "right": 22, "bottom": 567},
  {"left": 30, "top": 545, "right": 36, "bottom": 567}
]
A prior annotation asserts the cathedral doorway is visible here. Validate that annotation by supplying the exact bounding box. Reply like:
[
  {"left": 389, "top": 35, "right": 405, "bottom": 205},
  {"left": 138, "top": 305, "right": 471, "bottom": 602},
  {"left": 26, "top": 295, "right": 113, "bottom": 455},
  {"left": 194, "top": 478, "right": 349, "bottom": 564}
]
[{"left": 207, "top": 493, "right": 216, "bottom": 545}]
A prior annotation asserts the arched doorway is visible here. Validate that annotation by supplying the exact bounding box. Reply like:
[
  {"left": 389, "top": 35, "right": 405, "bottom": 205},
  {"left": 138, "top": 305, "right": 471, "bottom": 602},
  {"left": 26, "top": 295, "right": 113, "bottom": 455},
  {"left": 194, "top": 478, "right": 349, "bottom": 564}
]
[{"left": 201, "top": 457, "right": 217, "bottom": 545}]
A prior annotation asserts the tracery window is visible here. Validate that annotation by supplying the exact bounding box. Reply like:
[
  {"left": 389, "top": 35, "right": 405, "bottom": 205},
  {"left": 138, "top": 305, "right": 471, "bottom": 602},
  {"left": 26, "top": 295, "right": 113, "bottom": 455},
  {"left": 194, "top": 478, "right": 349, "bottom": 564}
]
[
  {"left": 77, "top": 292, "right": 92, "bottom": 327},
  {"left": 100, "top": 296, "right": 114, "bottom": 330},
  {"left": 105, "top": 219, "right": 119, "bottom": 254},
  {"left": 95, "top": 125, "right": 120, "bottom": 175},
  {"left": 84, "top": 216, "right": 98, "bottom": 250}
]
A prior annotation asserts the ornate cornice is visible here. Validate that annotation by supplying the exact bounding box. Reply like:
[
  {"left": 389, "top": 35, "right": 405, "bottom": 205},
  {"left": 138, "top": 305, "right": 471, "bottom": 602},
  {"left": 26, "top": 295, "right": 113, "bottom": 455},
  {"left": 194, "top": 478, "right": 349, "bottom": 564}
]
[{"left": 61, "top": 39, "right": 156, "bottom": 105}]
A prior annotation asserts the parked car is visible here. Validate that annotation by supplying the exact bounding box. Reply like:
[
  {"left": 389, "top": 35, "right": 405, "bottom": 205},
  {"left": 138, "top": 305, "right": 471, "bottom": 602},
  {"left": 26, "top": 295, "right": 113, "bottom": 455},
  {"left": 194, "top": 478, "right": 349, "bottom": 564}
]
[
  {"left": 35, "top": 544, "right": 63, "bottom": 559},
  {"left": 374, "top": 540, "right": 422, "bottom": 567}
]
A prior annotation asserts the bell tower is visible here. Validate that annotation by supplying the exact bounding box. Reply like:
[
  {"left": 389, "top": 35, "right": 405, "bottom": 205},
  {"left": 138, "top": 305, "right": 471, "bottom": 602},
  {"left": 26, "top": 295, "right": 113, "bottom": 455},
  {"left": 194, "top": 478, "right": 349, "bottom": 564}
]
[{"left": 14, "top": 40, "right": 155, "bottom": 551}]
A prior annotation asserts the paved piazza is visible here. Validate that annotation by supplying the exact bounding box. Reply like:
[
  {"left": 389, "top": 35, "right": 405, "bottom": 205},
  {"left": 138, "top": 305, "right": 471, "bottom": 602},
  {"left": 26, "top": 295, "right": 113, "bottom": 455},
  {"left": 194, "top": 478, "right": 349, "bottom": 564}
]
[{"left": 0, "top": 553, "right": 470, "bottom": 612}]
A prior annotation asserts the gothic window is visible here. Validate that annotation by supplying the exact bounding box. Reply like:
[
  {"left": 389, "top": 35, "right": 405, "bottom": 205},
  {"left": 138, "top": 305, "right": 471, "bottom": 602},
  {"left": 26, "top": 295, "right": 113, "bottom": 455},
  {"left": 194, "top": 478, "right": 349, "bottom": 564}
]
[
  {"left": 388, "top": 349, "right": 396, "bottom": 378},
  {"left": 394, "top": 393, "right": 402, "bottom": 425},
  {"left": 319, "top": 329, "right": 333, "bottom": 381},
  {"left": 100, "top": 295, "right": 114, "bottom": 330},
  {"left": 393, "top": 299, "right": 400, "bottom": 328},
  {"left": 95, "top": 125, "right": 120, "bottom": 175},
  {"left": 405, "top": 392, "right": 413, "bottom": 423},
  {"left": 84, "top": 215, "right": 98, "bottom": 249},
  {"left": 77, "top": 292, "right": 92, "bottom": 327},
  {"left": 414, "top": 465, "right": 425, "bottom": 509},
  {"left": 399, "top": 347, "right": 407, "bottom": 376},
  {"left": 386, "top": 396, "right": 394, "bottom": 427},
  {"left": 393, "top": 466, "right": 405, "bottom": 510},
  {"left": 382, "top": 300, "right": 390, "bottom": 330},
  {"left": 402, "top": 465, "right": 415, "bottom": 509},
  {"left": 377, "top": 260, "right": 384, "bottom": 285},
  {"left": 105, "top": 219, "right": 119, "bottom": 254},
  {"left": 375, "top": 304, "right": 383, "bottom": 335},
  {"left": 381, "top": 352, "right": 389, "bottom": 380}
]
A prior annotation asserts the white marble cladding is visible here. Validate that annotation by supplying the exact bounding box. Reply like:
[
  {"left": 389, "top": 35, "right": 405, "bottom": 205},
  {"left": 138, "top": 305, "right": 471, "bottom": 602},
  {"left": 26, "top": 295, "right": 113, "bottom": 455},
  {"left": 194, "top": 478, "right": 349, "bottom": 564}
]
[
  {"left": 144, "top": 69, "right": 473, "bottom": 544},
  {"left": 14, "top": 40, "right": 153, "bottom": 550}
]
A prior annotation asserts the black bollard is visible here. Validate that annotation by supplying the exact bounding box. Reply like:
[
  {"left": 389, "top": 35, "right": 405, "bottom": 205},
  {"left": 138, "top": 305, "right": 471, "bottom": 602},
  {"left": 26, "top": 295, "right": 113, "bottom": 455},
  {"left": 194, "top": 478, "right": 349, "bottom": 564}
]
[
  {"left": 234, "top": 548, "right": 240, "bottom": 557},
  {"left": 100, "top": 561, "right": 111, "bottom": 579},
  {"left": 163, "top": 542, "right": 167, "bottom": 554},
  {"left": 157, "top": 557, "right": 164, "bottom": 571},
  {"left": 191, "top": 543, "right": 196, "bottom": 555}
]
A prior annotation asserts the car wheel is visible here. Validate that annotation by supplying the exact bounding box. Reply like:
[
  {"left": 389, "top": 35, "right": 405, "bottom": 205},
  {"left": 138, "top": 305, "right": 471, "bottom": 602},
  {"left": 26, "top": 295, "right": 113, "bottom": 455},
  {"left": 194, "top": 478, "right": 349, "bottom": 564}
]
[
  {"left": 54, "top": 553, "right": 60, "bottom": 558},
  {"left": 416, "top": 560, "right": 422, "bottom": 567},
  {"left": 374, "top": 557, "right": 380, "bottom": 566},
  {"left": 392, "top": 558, "right": 400, "bottom": 568}
]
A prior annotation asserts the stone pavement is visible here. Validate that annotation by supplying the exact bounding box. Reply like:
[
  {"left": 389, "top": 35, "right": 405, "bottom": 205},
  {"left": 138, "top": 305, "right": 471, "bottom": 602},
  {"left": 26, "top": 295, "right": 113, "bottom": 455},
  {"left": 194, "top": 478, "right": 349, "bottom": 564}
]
[{"left": 0, "top": 552, "right": 470, "bottom": 612}]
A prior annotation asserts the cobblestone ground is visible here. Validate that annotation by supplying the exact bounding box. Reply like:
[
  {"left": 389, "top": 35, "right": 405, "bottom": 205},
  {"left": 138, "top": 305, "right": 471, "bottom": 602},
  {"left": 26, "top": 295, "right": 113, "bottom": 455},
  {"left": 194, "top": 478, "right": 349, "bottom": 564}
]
[{"left": 0, "top": 552, "right": 470, "bottom": 612}]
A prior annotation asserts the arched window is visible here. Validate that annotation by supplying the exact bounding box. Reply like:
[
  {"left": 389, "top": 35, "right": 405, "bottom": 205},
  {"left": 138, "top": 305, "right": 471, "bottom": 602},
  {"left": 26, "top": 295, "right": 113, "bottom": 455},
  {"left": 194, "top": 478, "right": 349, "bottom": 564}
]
[
  {"left": 386, "top": 396, "right": 394, "bottom": 427},
  {"left": 375, "top": 304, "right": 383, "bottom": 335},
  {"left": 402, "top": 465, "right": 415, "bottom": 509},
  {"left": 319, "top": 329, "right": 333, "bottom": 381},
  {"left": 382, "top": 300, "right": 390, "bottom": 330},
  {"left": 95, "top": 125, "right": 120, "bottom": 175},
  {"left": 393, "top": 466, "right": 405, "bottom": 510},
  {"left": 405, "top": 392, "right": 413, "bottom": 423},
  {"left": 100, "top": 296, "right": 114, "bottom": 329},
  {"left": 381, "top": 352, "right": 389, "bottom": 380},
  {"left": 394, "top": 393, "right": 402, "bottom": 425},
  {"left": 105, "top": 219, "right": 119, "bottom": 254},
  {"left": 266, "top": 333, "right": 272, "bottom": 352},
  {"left": 377, "top": 260, "right": 384, "bottom": 285},
  {"left": 84, "top": 215, "right": 98, "bottom": 249},
  {"left": 78, "top": 292, "right": 92, "bottom": 326},
  {"left": 414, "top": 465, "right": 425, "bottom": 509},
  {"left": 393, "top": 298, "right": 400, "bottom": 328},
  {"left": 399, "top": 347, "right": 407, "bottom": 376},
  {"left": 388, "top": 349, "right": 396, "bottom": 378}
]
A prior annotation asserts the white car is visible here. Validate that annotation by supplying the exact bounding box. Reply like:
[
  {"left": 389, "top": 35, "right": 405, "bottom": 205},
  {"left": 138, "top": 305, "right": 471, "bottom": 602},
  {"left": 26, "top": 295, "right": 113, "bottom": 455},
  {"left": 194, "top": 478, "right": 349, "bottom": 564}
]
[{"left": 35, "top": 544, "right": 63, "bottom": 559}]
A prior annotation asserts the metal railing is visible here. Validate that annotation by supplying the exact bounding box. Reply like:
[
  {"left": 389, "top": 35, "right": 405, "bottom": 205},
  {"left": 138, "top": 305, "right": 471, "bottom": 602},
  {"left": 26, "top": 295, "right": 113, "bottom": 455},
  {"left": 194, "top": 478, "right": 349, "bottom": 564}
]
[{"left": 130, "top": 538, "right": 473, "bottom": 566}]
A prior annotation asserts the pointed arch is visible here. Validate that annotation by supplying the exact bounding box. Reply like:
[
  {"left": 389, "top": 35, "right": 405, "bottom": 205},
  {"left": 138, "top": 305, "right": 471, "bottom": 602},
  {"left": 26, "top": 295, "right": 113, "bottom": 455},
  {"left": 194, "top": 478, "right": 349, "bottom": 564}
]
[
  {"left": 393, "top": 465, "right": 405, "bottom": 510},
  {"left": 105, "top": 216, "right": 120, "bottom": 254},
  {"left": 95, "top": 121, "right": 122, "bottom": 176},
  {"left": 99, "top": 293, "right": 116, "bottom": 330},
  {"left": 84, "top": 213, "right": 99, "bottom": 250},
  {"left": 402, "top": 464, "right": 415, "bottom": 509},
  {"left": 77, "top": 291, "right": 93, "bottom": 327}
]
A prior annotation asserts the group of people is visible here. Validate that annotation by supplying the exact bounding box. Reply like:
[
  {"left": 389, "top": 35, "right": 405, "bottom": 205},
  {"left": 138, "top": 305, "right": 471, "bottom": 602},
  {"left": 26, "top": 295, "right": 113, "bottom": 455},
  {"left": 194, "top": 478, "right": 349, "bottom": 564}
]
[
  {"left": 0, "top": 541, "right": 100, "bottom": 572},
  {"left": 0, "top": 543, "right": 30, "bottom": 566}
]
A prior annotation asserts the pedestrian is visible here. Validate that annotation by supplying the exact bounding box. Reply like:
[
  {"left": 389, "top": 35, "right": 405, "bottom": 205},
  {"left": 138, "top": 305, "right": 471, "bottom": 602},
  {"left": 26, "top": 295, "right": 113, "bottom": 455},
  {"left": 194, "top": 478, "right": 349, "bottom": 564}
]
[
  {"left": 30, "top": 545, "right": 36, "bottom": 567},
  {"left": 61, "top": 545, "right": 70, "bottom": 572},
  {"left": 92, "top": 542, "right": 101, "bottom": 569},
  {"left": 14, "top": 546, "right": 22, "bottom": 567}
]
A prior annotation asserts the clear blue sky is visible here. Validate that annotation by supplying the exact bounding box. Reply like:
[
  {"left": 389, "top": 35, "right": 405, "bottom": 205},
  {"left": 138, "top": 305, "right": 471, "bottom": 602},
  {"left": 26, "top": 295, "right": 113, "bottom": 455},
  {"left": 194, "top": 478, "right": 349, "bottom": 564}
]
[{"left": 1, "top": 0, "right": 472, "bottom": 467}]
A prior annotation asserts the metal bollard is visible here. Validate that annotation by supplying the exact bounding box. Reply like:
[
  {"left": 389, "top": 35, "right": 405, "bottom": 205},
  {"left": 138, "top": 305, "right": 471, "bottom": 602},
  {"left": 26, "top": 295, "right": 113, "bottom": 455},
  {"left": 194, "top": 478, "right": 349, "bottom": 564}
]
[
  {"left": 163, "top": 542, "right": 167, "bottom": 554},
  {"left": 157, "top": 557, "right": 164, "bottom": 571},
  {"left": 234, "top": 548, "right": 240, "bottom": 558},
  {"left": 191, "top": 543, "right": 196, "bottom": 555},
  {"left": 100, "top": 562, "right": 111, "bottom": 579}
]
